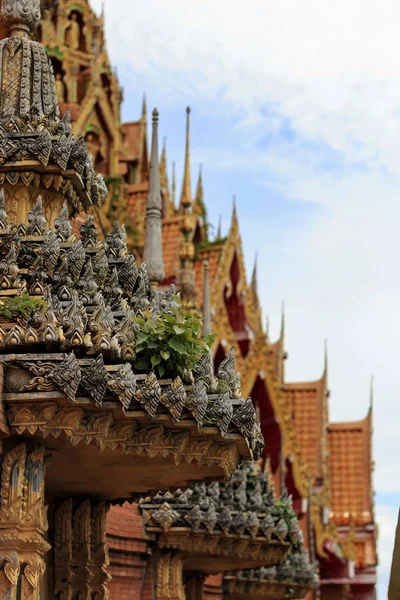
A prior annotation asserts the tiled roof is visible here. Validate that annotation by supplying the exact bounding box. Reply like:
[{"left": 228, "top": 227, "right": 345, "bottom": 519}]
[
  {"left": 283, "top": 379, "right": 326, "bottom": 480},
  {"left": 121, "top": 120, "right": 142, "bottom": 162},
  {"left": 162, "top": 217, "right": 184, "bottom": 280},
  {"left": 328, "top": 414, "right": 373, "bottom": 525},
  {"left": 126, "top": 183, "right": 148, "bottom": 249},
  {"left": 194, "top": 244, "right": 225, "bottom": 306}
]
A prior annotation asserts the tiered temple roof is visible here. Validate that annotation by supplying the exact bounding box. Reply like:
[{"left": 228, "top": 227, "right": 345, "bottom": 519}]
[{"left": 34, "top": 0, "right": 378, "bottom": 598}]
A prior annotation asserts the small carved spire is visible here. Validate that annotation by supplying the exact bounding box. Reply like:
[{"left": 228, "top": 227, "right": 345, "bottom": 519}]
[
  {"left": 143, "top": 108, "right": 164, "bottom": 286},
  {"left": 202, "top": 260, "right": 212, "bottom": 338},
  {"left": 180, "top": 107, "right": 192, "bottom": 210},
  {"left": 54, "top": 200, "right": 72, "bottom": 241},
  {"left": 323, "top": 339, "right": 328, "bottom": 387},
  {"left": 27, "top": 196, "right": 48, "bottom": 236}
]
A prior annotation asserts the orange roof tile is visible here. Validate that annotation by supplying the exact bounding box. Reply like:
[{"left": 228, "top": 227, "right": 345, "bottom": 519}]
[
  {"left": 162, "top": 217, "right": 184, "bottom": 280},
  {"left": 328, "top": 414, "right": 373, "bottom": 526},
  {"left": 126, "top": 183, "right": 149, "bottom": 249},
  {"left": 121, "top": 121, "right": 142, "bottom": 162},
  {"left": 194, "top": 244, "right": 225, "bottom": 306},
  {"left": 283, "top": 378, "right": 326, "bottom": 480}
]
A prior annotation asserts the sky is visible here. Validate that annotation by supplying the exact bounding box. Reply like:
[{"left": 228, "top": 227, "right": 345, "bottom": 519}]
[{"left": 92, "top": 0, "right": 399, "bottom": 595}]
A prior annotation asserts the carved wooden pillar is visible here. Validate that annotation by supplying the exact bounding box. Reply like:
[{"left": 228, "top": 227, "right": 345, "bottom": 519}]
[
  {"left": 54, "top": 498, "right": 111, "bottom": 599},
  {"left": 0, "top": 443, "right": 50, "bottom": 600},
  {"left": 156, "top": 552, "right": 185, "bottom": 600}
]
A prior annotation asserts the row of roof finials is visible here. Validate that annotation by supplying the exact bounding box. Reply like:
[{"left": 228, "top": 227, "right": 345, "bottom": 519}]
[{"left": 0, "top": 190, "right": 264, "bottom": 457}]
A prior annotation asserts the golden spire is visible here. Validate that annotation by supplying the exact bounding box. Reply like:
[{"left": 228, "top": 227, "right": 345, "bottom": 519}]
[
  {"left": 369, "top": 375, "right": 374, "bottom": 417},
  {"left": 141, "top": 93, "right": 147, "bottom": 123},
  {"left": 172, "top": 160, "right": 176, "bottom": 208},
  {"left": 195, "top": 164, "right": 204, "bottom": 205},
  {"left": 180, "top": 106, "right": 192, "bottom": 209},
  {"left": 251, "top": 252, "right": 258, "bottom": 291},
  {"left": 230, "top": 196, "right": 239, "bottom": 235}
]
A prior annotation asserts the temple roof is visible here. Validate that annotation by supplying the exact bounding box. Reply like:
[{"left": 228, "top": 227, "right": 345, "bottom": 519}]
[
  {"left": 120, "top": 120, "right": 144, "bottom": 163},
  {"left": 140, "top": 462, "right": 300, "bottom": 572},
  {"left": 283, "top": 377, "right": 327, "bottom": 481},
  {"left": 194, "top": 243, "right": 225, "bottom": 306},
  {"left": 328, "top": 411, "right": 373, "bottom": 526}
]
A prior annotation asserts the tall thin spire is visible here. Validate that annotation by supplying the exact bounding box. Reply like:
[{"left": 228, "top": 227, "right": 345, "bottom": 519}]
[
  {"left": 230, "top": 196, "right": 239, "bottom": 234},
  {"left": 143, "top": 108, "right": 164, "bottom": 285},
  {"left": 141, "top": 93, "right": 147, "bottom": 122},
  {"left": 217, "top": 215, "right": 222, "bottom": 239},
  {"left": 203, "top": 260, "right": 212, "bottom": 338},
  {"left": 180, "top": 106, "right": 192, "bottom": 209},
  {"left": 195, "top": 164, "right": 203, "bottom": 205},
  {"left": 251, "top": 252, "right": 258, "bottom": 291},
  {"left": 280, "top": 301, "right": 285, "bottom": 342},
  {"left": 172, "top": 161, "right": 176, "bottom": 208}
]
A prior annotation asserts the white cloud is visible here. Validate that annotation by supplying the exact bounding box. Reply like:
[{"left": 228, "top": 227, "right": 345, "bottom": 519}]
[
  {"left": 92, "top": 0, "right": 399, "bottom": 592},
  {"left": 376, "top": 504, "right": 398, "bottom": 599}
]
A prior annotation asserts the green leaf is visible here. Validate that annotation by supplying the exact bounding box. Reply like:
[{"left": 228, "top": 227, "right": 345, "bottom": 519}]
[
  {"left": 160, "top": 350, "right": 170, "bottom": 361},
  {"left": 151, "top": 355, "right": 162, "bottom": 367},
  {"left": 134, "top": 357, "right": 150, "bottom": 371},
  {"left": 168, "top": 337, "right": 189, "bottom": 355},
  {"left": 173, "top": 325, "right": 185, "bottom": 335},
  {"left": 157, "top": 364, "right": 165, "bottom": 378}
]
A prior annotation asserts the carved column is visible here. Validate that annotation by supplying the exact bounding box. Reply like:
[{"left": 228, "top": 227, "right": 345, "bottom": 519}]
[
  {"left": 157, "top": 552, "right": 185, "bottom": 600},
  {"left": 54, "top": 498, "right": 111, "bottom": 600},
  {"left": 0, "top": 443, "right": 50, "bottom": 600}
]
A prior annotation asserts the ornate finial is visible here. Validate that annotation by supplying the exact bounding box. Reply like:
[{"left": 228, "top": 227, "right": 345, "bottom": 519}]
[
  {"left": 143, "top": 108, "right": 164, "bottom": 285},
  {"left": 217, "top": 215, "right": 222, "bottom": 239},
  {"left": 280, "top": 301, "right": 285, "bottom": 341},
  {"left": 195, "top": 164, "right": 203, "bottom": 204},
  {"left": 180, "top": 106, "right": 192, "bottom": 209},
  {"left": 230, "top": 197, "right": 239, "bottom": 233},
  {"left": 265, "top": 315, "right": 270, "bottom": 340},
  {"left": 141, "top": 93, "right": 147, "bottom": 121},
  {"left": 1, "top": 0, "right": 41, "bottom": 36},
  {"left": 202, "top": 260, "right": 212, "bottom": 338},
  {"left": 172, "top": 161, "right": 176, "bottom": 207},
  {"left": 251, "top": 252, "right": 258, "bottom": 290},
  {"left": 54, "top": 200, "right": 72, "bottom": 241}
]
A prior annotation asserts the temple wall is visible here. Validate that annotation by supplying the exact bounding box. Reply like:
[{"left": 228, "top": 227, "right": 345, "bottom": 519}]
[
  {"left": 107, "top": 504, "right": 151, "bottom": 600},
  {"left": 204, "top": 574, "right": 223, "bottom": 600}
]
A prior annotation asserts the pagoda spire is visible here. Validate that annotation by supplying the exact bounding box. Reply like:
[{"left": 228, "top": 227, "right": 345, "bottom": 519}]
[
  {"left": 143, "top": 108, "right": 164, "bottom": 286},
  {"left": 202, "top": 260, "right": 212, "bottom": 338},
  {"left": 141, "top": 93, "right": 147, "bottom": 122},
  {"left": 195, "top": 164, "right": 204, "bottom": 205},
  {"left": 280, "top": 301, "right": 285, "bottom": 342},
  {"left": 180, "top": 106, "right": 192, "bottom": 210},
  {"left": 230, "top": 196, "right": 239, "bottom": 235},
  {"left": 172, "top": 161, "right": 176, "bottom": 208},
  {"left": 217, "top": 215, "right": 222, "bottom": 239}
]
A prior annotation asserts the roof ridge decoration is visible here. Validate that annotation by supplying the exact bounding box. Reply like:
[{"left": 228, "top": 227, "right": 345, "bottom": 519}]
[
  {"left": 140, "top": 462, "right": 301, "bottom": 566},
  {"left": 180, "top": 106, "right": 192, "bottom": 210},
  {"left": 0, "top": 191, "right": 264, "bottom": 456},
  {"left": 0, "top": 0, "right": 107, "bottom": 215}
]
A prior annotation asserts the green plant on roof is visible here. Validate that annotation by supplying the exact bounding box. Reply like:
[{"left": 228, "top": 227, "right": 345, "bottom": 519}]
[
  {"left": 271, "top": 499, "right": 297, "bottom": 527},
  {"left": 0, "top": 295, "right": 46, "bottom": 320},
  {"left": 132, "top": 296, "right": 214, "bottom": 379}
]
